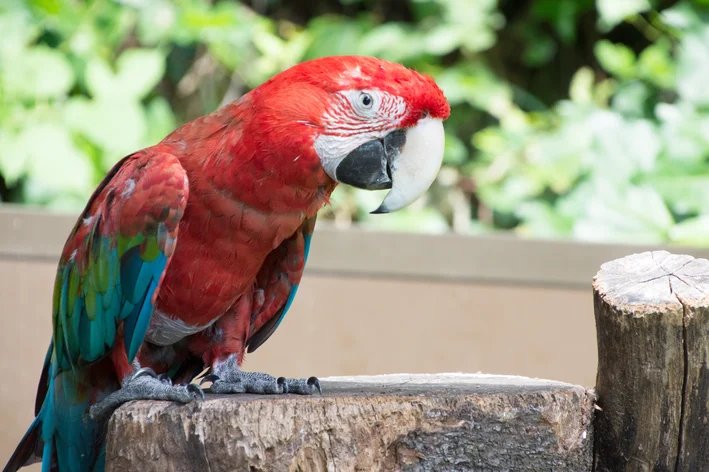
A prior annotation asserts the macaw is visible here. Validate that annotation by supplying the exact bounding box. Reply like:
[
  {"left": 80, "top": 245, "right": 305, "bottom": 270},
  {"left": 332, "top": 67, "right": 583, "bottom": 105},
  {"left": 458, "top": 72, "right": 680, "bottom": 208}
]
[{"left": 4, "top": 55, "right": 450, "bottom": 472}]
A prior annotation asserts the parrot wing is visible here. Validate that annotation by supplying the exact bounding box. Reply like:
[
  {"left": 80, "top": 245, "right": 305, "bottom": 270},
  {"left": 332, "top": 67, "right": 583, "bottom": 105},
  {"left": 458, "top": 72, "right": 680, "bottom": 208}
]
[
  {"left": 51, "top": 150, "right": 189, "bottom": 373},
  {"left": 246, "top": 216, "right": 316, "bottom": 353}
]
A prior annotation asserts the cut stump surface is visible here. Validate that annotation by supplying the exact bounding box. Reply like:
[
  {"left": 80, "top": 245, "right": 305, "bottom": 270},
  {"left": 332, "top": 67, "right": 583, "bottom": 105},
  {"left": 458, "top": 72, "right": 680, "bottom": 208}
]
[{"left": 105, "top": 373, "right": 593, "bottom": 472}]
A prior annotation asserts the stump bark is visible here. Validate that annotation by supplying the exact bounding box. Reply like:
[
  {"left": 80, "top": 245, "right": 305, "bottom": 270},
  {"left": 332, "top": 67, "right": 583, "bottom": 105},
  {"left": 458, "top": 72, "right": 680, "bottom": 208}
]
[
  {"left": 593, "top": 250, "right": 709, "bottom": 472},
  {"left": 105, "top": 373, "right": 593, "bottom": 471}
]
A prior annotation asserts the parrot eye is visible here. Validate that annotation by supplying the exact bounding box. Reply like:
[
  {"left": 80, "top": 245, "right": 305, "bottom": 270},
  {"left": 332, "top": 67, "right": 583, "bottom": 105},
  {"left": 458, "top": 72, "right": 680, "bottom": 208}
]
[
  {"left": 345, "top": 89, "right": 381, "bottom": 117},
  {"left": 360, "top": 93, "right": 373, "bottom": 108}
]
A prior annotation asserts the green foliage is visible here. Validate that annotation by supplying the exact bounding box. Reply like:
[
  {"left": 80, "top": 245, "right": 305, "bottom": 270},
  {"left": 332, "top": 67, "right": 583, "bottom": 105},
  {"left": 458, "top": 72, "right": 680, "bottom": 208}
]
[
  {"left": 473, "top": 2, "right": 709, "bottom": 246},
  {"left": 2, "top": 0, "right": 709, "bottom": 247}
]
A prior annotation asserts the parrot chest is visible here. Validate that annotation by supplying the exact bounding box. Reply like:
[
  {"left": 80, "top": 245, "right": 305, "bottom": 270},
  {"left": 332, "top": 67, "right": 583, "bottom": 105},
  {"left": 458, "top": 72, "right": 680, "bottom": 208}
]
[{"left": 149, "top": 199, "right": 308, "bottom": 343}]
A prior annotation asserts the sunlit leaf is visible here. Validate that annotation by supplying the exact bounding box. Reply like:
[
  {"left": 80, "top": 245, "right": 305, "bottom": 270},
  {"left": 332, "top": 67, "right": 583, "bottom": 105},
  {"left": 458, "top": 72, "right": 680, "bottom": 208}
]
[
  {"left": 86, "top": 49, "right": 166, "bottom": 100},
  {"left": 516, "top": 201, "right": 573, "bottom": 239},
  {"left": 569, "top": 67, "right": 595, "bottom": 105},
  {"left": 596, "top": 0, "right": 651, "bottom": 31},
  {"left": 594, "top": 40, "right": 636, "bottom": 78},
  {"left": 676, "top": 28, "right": 709, "bottom": 106},
  {"left": 637, "top": 41, "right": 674, "bottom": 88},
  {"left": 669, "top": 216, "right": 709, "bottom": 247},
  {"left": 573, "top": 183, "right": 674, "bottom": 243},
  {"left": 15, "top": 123, "right": 93, "bottom": 197},
  {"left": 2, "top": 46, "right": 74, "bottom": 100},
  {"left": 443, "top": 132, "right": 468, "bottom": 165},
  {"left": 116, "top": 48, "right": 166, "bottom": 99},
  {"left": 64, "top": 97, "right": 147, "bottom": 168},
  {"left": 144, "top": 96, "right": 177, "bottom": 146},
  {"left": 656, "top": 103, "right": 709, "bottom": 164},
  {"left": 0, "top": 8, "right": 40, "bottom": 58},
  {"left": 0, "top": 130, "right": 28, "bottom": 185}
]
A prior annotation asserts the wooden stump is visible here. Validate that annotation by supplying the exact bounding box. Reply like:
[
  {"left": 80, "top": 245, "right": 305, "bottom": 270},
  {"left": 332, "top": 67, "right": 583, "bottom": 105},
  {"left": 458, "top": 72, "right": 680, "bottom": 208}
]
[
  {"left": 105, "top": 374, "right": 593, "bottom": 471},
  {"left": 593, "top": 250, "right": 709, "bottom": 471}
]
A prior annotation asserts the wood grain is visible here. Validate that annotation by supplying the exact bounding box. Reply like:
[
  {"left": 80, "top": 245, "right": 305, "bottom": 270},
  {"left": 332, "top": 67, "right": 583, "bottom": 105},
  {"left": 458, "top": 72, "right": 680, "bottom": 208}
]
[
  {"left": 105, "top": 374, "right": 593, "bottom": 471},
  {"left": 593, "top": 251, "right": 709, "bottom": 472}
]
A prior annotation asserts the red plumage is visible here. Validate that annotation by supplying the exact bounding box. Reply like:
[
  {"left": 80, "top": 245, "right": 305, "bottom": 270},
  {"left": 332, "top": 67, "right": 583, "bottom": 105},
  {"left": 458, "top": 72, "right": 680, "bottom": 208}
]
[{"left": 130, "top": 55, "right": 449, "bottom": 374}]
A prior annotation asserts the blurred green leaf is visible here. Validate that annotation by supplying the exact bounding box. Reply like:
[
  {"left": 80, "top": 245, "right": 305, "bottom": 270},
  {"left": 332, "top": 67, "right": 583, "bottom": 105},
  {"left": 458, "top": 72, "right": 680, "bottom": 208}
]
[
  {"left": 637, "top": 41, "right": 674, "bottom": 87},
  {"left": 676, "top": 27, "right": 709, "bottom": 105},
  {"left": 594, "top": 40, "right": 636, "bottom": 78},
  {"left": 0, "top": 130, "right": 28, "bottom": 185},
  {"left": 136, "top": 0, "right": 178, "bottom": 45},
  {"left": 611, "top": 82, "right": 650, "bottom": 117},
  {"left": 643, "top": 173, "right": 709, "bottom": 215},
  {"left": 569, "top": 67, "right": 595, "bottom": 105},
  {"left": 533, "top": 0, "right": 593, "bottom": 42},
  {"left": 304, "top": 15, "right": 370, "bottom": 59},
  {"left": 669, "top": 215, "right": 709, "bottom": 246},
  {"left": 64, "top": 97, "right": 147, "bottom": 168},
  {"left": 596, "top": 0, "right": 651, "bottom": 31},
  {"left": 86, "top": 48, "right": 165, "bottom": 100},
  {"left": 3, "top": 0, "right": 709, "bottom": 246},
  {"left": 660, "top": 2, "right": 703, "bottom": 30},
  {"left": 523, "top": 33, "right": 557, "bottom": 67},
  {"left": 443, "top": 132, "right": 468, "bottom": 165},
  {"left": 516, "top": 201, "right": 573, "bottom": 239},
  {"left": 144, "top": 96, "right": 177, "bottom": 146},
  {"left": 2, "top": 45, "right": 74, "bottom": 100},
  {"left": 435, "top": 63, "right": 513, "bottom": 115},
  {"left": 0, "top": 7, "right": 40, "bottom": 58},
  {"left": 656, "top": 103, "right": 709, "bottom": 164},
  {"left": 14, "top": 123, "right": 93, "bottom": 198},
  {"left": 573, "top": 183, "right": 674, "bottom": 243}
]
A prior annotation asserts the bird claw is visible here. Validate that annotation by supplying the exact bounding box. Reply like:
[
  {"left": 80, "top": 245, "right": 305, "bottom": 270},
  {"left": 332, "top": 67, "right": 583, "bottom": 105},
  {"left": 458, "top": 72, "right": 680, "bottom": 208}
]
[
  {"left": 88, "top": 368, "right": 203, "bottom": 421},
  {"left": 131, "top": 366, "right": 158, "bottom": 380},
  {"left": 207, "top": 371, "right": 322, "bottom": 395},
  {"left": 281, "top": 376, "right": 322, "bottom": 395},
  {"left": 187, "top": 382, "right": 205, "bottom": 400},
  {"left": 199, "top": 374, "right": 220, "bottom": 386},
  {"left": 158, "top": 373, "right": 173, "bottom": 386}
]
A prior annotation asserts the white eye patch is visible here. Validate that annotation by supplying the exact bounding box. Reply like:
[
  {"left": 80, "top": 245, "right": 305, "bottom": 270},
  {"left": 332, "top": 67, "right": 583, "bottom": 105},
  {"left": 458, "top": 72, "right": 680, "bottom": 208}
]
[{"left": 343, "top": 89, "right": 382, "bottom": 118}]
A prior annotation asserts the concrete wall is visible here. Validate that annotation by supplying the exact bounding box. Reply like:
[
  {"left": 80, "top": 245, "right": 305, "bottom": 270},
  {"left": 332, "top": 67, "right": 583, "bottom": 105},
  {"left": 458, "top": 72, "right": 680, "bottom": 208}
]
[{"left": 2, "top": 205, "right": 707, "bottom": 468}]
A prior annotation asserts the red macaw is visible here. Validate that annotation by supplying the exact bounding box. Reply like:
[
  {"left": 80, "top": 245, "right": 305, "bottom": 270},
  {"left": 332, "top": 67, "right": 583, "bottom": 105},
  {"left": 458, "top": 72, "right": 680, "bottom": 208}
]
[{"left": 4, "top": 55, "right": 450, "bottom": 472}]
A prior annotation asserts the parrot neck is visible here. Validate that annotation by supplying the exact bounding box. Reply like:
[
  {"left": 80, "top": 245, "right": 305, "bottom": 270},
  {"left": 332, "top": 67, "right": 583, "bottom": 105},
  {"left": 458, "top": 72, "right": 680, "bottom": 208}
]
[{"left": 162, "top": 97, "right": 337, "bottom": 216}]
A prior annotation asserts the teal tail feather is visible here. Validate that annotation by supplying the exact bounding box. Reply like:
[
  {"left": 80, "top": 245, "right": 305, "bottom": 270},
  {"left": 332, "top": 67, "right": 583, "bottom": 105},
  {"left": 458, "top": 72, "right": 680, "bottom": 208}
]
[
  {"left": 4, "top": 343, "right": 111, "bottom": 472},
  {"left": 3, "top": 413, "right": 45, "bottom": 472}
]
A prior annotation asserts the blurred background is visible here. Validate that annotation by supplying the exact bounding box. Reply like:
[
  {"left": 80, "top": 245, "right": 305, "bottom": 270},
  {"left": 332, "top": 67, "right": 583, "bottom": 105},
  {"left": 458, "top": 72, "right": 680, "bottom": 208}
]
[
  {"left": 3, "top": 0, "right": 709, "bottom": 243},
  {"left": 3, "top": 0, "right": 709, "bottom": 466}
]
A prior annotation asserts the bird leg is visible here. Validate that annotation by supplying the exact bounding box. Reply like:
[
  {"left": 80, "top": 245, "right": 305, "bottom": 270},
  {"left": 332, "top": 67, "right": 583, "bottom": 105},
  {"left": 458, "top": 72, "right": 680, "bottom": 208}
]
[
  {"left": 89, "top": 367, "right": 204, "bottom": 420},
  {"left": 203, "top": 354, "right": 321, "bottom": 395}
]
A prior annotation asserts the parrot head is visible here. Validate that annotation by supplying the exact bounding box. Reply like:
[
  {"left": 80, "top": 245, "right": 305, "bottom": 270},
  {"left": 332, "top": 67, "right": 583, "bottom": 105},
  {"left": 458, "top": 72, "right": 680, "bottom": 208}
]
[{"left": 253, "top": 55, "right": 450, "bottom": 213}]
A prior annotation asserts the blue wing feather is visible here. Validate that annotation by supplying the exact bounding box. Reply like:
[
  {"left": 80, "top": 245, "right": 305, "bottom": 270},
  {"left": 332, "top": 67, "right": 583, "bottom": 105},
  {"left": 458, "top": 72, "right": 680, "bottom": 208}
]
[{"left": 2, "top": 152, "right": 189, "bottom": 472}]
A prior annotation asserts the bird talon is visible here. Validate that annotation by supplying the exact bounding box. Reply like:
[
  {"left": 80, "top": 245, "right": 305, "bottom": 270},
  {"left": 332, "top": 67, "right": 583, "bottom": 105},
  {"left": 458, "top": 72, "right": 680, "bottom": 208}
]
[
  {"left": 187, "top": 383, "right": 205, "bottom": 400},
  {"left": 157, "top": 373, "right": 173, "bottom": 385},
  {"left": 277, "top": 377, "right": 288, "bottom": 393},
  {"left": 131, "top": 367, "right": 158, "bottom": 381},
  {"left": 200, "top": 374, "right": 220, "bottom": 386},
  {"left": 308, "top": 377, "right": 323, "bottom": 395}
]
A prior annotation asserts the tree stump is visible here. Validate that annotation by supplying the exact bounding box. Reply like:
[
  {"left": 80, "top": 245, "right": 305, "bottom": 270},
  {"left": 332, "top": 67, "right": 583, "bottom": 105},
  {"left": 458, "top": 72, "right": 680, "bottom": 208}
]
[
  {"left": 593, "top": 250, "right": 709, "bottom": 471},
  {"left": 105, "top": 373, "right": 593, "bottom": 471}
]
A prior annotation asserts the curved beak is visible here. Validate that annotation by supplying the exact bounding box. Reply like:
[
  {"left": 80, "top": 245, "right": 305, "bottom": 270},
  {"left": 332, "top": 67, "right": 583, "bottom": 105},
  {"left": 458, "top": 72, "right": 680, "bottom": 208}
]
[{"left": 333, "top": 117, "right": 445, "bottom": 213}]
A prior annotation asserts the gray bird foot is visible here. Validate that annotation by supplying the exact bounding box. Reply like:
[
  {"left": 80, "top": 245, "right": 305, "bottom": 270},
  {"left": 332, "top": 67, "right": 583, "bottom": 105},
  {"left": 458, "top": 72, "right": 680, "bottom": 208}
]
[
  {"left": 89, "top": 367, "right": 204, "bottom": 420},
  {"left": 203, "top": 371, "right": 321, "bottom": 395}
]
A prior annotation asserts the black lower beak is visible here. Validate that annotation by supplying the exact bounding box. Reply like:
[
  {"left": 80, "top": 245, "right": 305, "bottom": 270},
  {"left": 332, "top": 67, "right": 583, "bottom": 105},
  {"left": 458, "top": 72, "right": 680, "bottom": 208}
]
[{"left": 334, "top": 129, "right": 407, "bottom": 190}]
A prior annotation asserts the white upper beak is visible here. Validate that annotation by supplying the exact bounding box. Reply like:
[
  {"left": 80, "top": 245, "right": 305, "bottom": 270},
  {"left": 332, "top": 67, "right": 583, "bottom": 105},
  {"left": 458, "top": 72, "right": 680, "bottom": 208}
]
[{"left": 372, "top": 117, "right": 445, "bottom": 214}]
